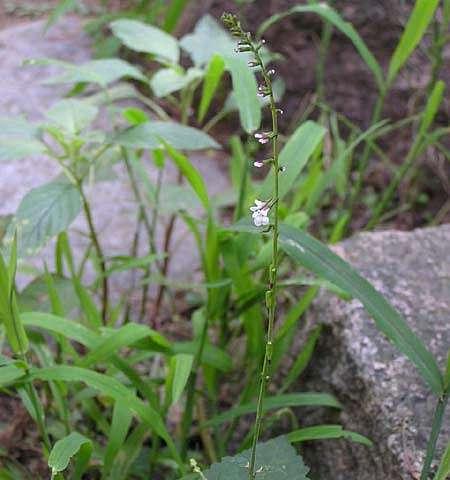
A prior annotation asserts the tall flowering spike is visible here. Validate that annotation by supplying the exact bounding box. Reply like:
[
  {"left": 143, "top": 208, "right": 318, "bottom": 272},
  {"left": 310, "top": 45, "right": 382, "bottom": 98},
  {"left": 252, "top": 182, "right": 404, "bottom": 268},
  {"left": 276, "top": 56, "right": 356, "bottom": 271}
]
[{"left": 222, "top": 12, "right": 285, "bottom": 480}]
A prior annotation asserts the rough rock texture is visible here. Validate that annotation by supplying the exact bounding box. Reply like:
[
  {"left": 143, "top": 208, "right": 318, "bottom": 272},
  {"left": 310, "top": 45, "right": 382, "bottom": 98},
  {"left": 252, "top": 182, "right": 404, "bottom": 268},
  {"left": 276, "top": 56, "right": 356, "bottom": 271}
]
[{"left": 299, "top": 225, "right": 450, "bottom": 480}]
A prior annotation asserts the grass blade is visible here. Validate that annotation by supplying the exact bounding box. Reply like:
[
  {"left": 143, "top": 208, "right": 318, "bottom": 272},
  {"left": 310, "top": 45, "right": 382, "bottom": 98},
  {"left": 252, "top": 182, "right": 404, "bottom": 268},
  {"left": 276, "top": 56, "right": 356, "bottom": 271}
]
[
  {"left": 162, "top": 141, "right": 211, "bottom": 211},
  {"left": 433, "top": 442, "right": 450, "bottom": 480},
  {"left": 28, "top": 365, "right": 176, "bottom": 456},
  {"left": 279, "top": 224, "right": 443, "bottom": 395},
  {"left": 198, "top": 54, "right": 225, "bottom": 123},
  {"left": 258, "top": 3, "right": 384, "bottom": 91},
  {"left": 287, "top": 424, "right": 372, "bottom": 447},
  {"left": 387, "top": 0, "right": 440, "bottom": 85},
  {"left": 203, "top": 393, "right": 341, "bottom": 428},
  {"left": 164, "top": 0, "right": 191, "bottom": 32}
]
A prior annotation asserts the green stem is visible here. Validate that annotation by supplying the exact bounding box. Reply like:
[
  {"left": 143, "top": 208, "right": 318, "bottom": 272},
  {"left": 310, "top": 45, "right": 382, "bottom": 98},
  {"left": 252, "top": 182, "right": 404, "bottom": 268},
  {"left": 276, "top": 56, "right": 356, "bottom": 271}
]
[
  {"left": 335, "top": 87, "right": 387, "bottom": 239},
  {"left": 78, "top": 182, "right": 109, "bottom": 324},
  {"left": 366, "top": 135, "right": 422, "bottom": 230},
  {"left": 316, "top": 8, "right": 333, "bottom": 103},
  {"left": 248, "top": 43, "right": 280, "bottom": 480},
  {"left": 180, "top": 314, "right": 210, "bottom": 459},
  {"left": 420, "top": 393, "right": 448, "bottom": 480}
]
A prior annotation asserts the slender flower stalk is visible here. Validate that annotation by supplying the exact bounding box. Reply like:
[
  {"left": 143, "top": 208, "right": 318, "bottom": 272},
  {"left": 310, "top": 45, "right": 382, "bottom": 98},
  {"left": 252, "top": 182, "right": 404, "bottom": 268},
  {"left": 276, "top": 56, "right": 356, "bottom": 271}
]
[{"left": 222, "top": 14, "right": 282, "bottom": 479}]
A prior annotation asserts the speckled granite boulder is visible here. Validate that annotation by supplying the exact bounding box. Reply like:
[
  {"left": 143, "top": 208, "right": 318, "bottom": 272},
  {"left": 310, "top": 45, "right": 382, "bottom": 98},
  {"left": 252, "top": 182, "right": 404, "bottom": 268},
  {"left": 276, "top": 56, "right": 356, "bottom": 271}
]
[{"left": 299, "top": 225, "right": 450, "bottom": 480}]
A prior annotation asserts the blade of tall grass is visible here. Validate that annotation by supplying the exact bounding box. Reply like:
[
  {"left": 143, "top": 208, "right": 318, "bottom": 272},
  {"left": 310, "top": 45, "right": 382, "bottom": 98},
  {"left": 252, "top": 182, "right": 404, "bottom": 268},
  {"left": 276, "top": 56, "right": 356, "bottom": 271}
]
[
  {"left": 387, "top": 0, "right": 440, "bottom": 86},
  {"left": 258, "top": 3, "right": 384, "bottom": 91},
  {"left": 278, "top": 224, "right": 443, "bottom": 395},
  {"left": 287, "top": 424, "right": 372, "bottom": 446},
  {"left": 203, "top": 393, "right": 341, "bottom": 428}
]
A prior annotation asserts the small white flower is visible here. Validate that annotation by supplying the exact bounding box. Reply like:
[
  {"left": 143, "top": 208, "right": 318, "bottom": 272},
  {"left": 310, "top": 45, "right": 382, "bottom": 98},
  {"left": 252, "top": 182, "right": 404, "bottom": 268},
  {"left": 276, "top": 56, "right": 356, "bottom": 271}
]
[
  {"left": 250, "top": 199, "right": 270, "bottom": 227},
  {"left": 254, "top": 161, "right": 263, "bottom": 168}
]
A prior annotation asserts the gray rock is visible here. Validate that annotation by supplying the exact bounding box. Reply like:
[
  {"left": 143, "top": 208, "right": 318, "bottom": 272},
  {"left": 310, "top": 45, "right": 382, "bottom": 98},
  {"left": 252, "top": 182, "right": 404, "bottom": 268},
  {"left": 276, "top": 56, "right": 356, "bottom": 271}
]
[{"left": 298, "top": 225, "right": 450, "bottom": 480}]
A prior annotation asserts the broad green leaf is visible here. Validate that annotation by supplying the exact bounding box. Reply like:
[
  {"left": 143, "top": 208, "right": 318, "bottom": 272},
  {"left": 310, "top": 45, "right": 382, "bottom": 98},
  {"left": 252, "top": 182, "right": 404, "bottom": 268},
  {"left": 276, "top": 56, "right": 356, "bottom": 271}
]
[
  {"left": 5, "top": 181, "right": 82, "bottom": 257},
  {"left": 198, "top": 54, "right": 225, "bottom": 122},
  {"left": 279, "top": 224, "right": 443, "bottom": 395},
  {"left": 168, "top": 353, "right": 194, "bottom": 405},
  {"left": 162, "top": 142, "right": 211, "bottom": 211},
  {"left": 204, "top": 436, "right": 310, "bottom": 479},
  {"left": 434, "top": 442, "right": 450, "bottom": 480},
  {"left": 0, "top": 138, "right": 45, "bottom": 162},
  {"left": 36, "top": 58, "right": 147, "bottom": 86},
  {"left": 180, "top": 15, "right": 260, "bottom": 132},
  {"left": 19, "top": 274, "right": 78, "bottom": 314},
  {"left": 150, "top": 67, "right": 202, "bottom": 97},
  {"left": 180, "top": 14, "right": 235, "bottom": 66},
  {"left": 203, "top": 393, "right": 341, "bottom": 427},
  {"left": 0, "top": 116, "right": 39, "bottom": 137},
  {"left": 259, "top": 3, "right": 384, "bottom": 91},
  {"left": 260, "top": 121, "right": 326, "bottom": 199},
  {"left": 46, "top": 99, "right": 98, "bottom": 135},
  {"left": 287, "top": 424, "right": 372, "bottom": 447},
  {"left": 48, "top": 432, "right": 92, "bottom": 477},
  {"left": 224, "top": 55, "right": 261, "bottom": 133},
  {"left": 0, "top": 364, "right": 25, "bottom": 386},
  {"left": 113, "top": 121, "right": 220, "bottom": 151},
  {"left": 387, "top": 0, "right": 440, "bottom": 85},
  {"left": 110, "top": 19, "right": 179, "bottom": 64}
]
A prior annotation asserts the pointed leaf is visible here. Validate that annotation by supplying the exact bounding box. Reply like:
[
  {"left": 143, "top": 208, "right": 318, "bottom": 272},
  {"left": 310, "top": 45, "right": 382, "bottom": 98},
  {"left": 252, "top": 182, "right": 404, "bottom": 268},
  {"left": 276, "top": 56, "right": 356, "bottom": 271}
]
[
  {"left": 46, "top": 99, "right": 98, "bottom": 135},
  {"left": 110, "top": 19, "right": 179, "bottom": 64},
  {"left": 198, "top": 54, "right": 225, "bottom": 122},
  {"left": 38, "top": 58, "right": 147, "bottom": 86},
  {"left": 48, "top": 432, "right": 92, "bottom": 477},
  {"left": 0, "top": 138, "right": 45, "bottom": 162},
  {"left": 169, "top": 354, "right": 194, "bottom": 405},
  {"left": 260, "top": 121, "right": 326, "bottom": 199},
  {"left": 162, "top": 142, "right": 211, "bottom": 211},
  {"left": 150, "top": 67, "right": 202, "bottom": 97},
  {"left": 113, "top": 121, "right": 220, "bottom": 151},
  {"left": 287, "top": 424, "right": 372, "bottom": 447},
  {"left": 387, "top": 0, "right": 440, "bottom": 85},
  {"left": 204, "top": 393, "right": 341, "bottom": 428},
  {"left": 223, "top": 55, "right": 261, "bottom": 133},
  {"left": 5, "top": 181, "right": 82, "bottom": 257}
]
